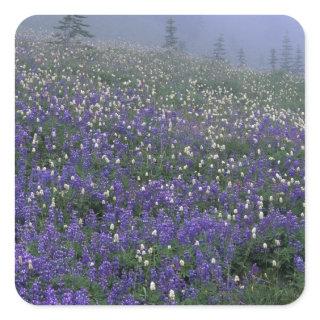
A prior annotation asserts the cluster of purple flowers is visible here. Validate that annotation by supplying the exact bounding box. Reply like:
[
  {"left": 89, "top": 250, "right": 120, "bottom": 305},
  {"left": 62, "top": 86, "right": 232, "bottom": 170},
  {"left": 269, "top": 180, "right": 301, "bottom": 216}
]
[{"left": 15, "top": 33, "right": 304, "bottom": 305}]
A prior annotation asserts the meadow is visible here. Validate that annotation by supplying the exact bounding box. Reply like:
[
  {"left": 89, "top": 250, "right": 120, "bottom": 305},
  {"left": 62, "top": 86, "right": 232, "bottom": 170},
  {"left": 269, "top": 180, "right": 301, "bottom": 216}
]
[{"left": 15, "top": 33, "right": 305, "bottom": 305}]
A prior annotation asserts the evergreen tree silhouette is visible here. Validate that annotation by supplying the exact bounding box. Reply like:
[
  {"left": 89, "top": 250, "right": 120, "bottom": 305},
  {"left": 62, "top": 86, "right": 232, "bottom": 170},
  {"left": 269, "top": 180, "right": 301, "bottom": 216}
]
[
  {"left": 293, "top": 46, "right": 304, "bottom": 74},
  {"left": 280, "top": 32, "right": 293, "bottom": 72},
  {"left": 53, "top": 15, "right": 93, "bottom": 47},
  {"left": 269, "top": 48, "right": 278, "bottom": 72},
  {"left": 213, "top": 34, "right": 226, "bottom": 61},
  {"left": 237, "top": 48, "right": 246, "bottom": 67},
  {"left": 164, "top": 17, "right": 178, "bottom": 51}
]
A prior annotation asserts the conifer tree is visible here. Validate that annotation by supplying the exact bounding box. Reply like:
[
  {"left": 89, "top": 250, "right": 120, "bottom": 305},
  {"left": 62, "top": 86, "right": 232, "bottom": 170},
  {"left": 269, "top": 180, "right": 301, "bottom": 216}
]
[
  {"left": 213, "top": 34, "right": 226, "bottom": 61},
  {"left": 293, "top": 46, "right": 304, "bottom": 74},
  {"left": 269, "top": 48, "right": 278, "bottom": 72},
  {"left": 53, "top": 15, "right": 93, "bottom": 47},
  {"left": 178, "top": 40, "right": 186, "bottom": 53},
  {"left": 237, "top": 48, "right": 246, "bottom": 67},
  {"left": 164, "top": 17, "right": 178, "bottom": 51},
  {"left": 280, "top": 32, "right": 293, "bottom": 72}
]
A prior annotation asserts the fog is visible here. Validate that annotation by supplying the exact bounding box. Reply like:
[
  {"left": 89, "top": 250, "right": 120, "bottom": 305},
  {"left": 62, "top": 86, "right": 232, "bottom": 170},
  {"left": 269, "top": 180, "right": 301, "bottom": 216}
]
[{"left": 18, "top": 15, "right": 304, "bottom": 69}]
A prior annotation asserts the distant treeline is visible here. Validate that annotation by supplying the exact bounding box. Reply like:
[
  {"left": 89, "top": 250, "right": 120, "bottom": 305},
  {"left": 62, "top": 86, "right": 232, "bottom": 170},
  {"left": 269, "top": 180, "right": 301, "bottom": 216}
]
[{"left": 51, "top": 15, "right": 304, "bottom": 74}]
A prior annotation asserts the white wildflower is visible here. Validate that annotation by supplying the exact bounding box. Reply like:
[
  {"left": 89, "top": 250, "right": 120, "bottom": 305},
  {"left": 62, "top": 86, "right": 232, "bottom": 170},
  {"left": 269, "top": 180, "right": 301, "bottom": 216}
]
[
  {"left": 169, "top": 289, "right": 175, "bottom": 301},
  {"left": 150, "top": 281, "right": 156, "bottom": 291},
  {"left": 113, "top": 233, "right": 119, "bottom": 243}
]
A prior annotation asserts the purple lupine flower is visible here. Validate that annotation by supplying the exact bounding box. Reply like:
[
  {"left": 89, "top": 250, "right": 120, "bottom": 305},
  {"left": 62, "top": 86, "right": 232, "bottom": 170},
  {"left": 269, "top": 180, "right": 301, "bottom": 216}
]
[{"left": 294, "top": 256, "right": 305, "bottom": 273}]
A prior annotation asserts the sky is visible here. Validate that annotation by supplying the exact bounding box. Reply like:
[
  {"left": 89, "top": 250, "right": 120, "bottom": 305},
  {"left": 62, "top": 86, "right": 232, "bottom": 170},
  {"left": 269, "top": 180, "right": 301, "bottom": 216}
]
[{"left": 18, "top": 15, "right": 305, "bottom": 68}]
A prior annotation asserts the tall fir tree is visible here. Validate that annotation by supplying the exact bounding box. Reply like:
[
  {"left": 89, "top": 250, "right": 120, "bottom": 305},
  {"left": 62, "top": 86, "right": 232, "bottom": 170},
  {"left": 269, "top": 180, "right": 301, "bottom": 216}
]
[
  {"left": 259, "top": 54, "right": 266, "bottom": 70},
  {"left": 293, "top": 46, "right": 304, "bottom": 74},
  {"left": 280, "top": 32, "right": 293, "bottom": 72},
  {"left": 53, "top": 15, "right": 93, "bottom": 47},
  {"left": 213, "top": 34, "right": 226, "bottom": 61},
  {"left": 237, "top": 48, "right": 246, "bottom": 67},
  {"left": 164, "top": 17, "right": 178, "bottom": 51},
  {"left": 177, "top": 40, "right": 186, "bottom": 53},
  {"left": 269, "top": 48, "right": 278, "bottom": 72}
]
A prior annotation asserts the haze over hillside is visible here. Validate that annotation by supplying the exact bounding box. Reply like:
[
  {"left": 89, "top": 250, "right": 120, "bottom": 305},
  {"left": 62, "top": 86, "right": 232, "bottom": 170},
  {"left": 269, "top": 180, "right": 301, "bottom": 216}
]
[{"left": 18, "top": 15, "right": 304, "bottom": 69}]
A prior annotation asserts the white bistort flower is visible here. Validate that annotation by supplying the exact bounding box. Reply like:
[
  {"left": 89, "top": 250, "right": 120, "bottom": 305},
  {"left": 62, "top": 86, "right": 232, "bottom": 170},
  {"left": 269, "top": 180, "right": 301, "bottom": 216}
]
[
  {"left": 28, "top": 259, "right": 33, "bottom": 270},
  {"left": 150, "top": 281, "right": 156, "bottom": 291},
  {"left": 169, "top": 289, "right": 175, "bottom": 300},
  {"left": 64, "top": 183, "right": 70, "bottom": 191},
  {"left": 113, "top": 233, "right": 119, "bottom": 243}
]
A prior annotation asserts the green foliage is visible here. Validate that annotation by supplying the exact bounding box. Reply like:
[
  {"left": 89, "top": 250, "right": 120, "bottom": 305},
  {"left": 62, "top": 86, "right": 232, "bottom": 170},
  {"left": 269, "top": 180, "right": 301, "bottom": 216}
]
[
  {"left": 26, "top": 242, "right": 40, "bottom": 257},
  {"left": 241, "top": 272, "right": 304, "bottom": 304}
]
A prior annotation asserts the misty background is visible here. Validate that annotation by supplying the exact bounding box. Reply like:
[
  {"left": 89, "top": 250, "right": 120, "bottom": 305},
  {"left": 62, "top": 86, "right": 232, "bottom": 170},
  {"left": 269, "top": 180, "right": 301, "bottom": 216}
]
[{"left": 18, "top": 15, "right": 304, "bottom": 69}]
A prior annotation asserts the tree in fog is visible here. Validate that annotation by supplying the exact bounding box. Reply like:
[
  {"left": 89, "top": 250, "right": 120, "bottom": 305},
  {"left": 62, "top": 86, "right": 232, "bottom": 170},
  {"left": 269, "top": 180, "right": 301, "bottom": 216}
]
[
  {"left": 259, "top": 54, "right": 266, "bottom": 70},
  {"left": 213, "top": 34, "right": 226, "bottom": 61},
  {"left": 177, "top": 40, "right": 187, "bottom": 53},
  {"left": 293, "top": 46, "right": 304, "bottom": 74},
  {"left": 53, "top": 15, "right": 93, "bottom": 47},
  {"left": 269, "top": 48, "right": 278, "bottom": 72},
  {"left": 280, "top": 32, "right": 293, "bottom": 72},
  {"left": 237, "top": 48, "right": 246, "bottom": 67},
  {"left": 164, "top": 17, "right": 178, "bottom": 50}
]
